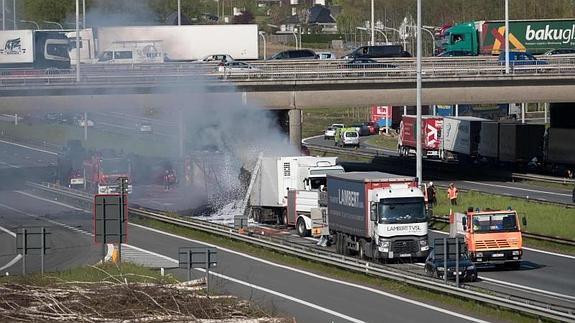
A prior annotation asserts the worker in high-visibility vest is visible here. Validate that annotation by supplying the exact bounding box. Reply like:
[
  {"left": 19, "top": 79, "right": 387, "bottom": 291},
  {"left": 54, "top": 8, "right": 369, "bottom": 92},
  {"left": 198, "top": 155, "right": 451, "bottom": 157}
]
[{"left": 447, "top": 183, "right": 458, "bottom": 206}]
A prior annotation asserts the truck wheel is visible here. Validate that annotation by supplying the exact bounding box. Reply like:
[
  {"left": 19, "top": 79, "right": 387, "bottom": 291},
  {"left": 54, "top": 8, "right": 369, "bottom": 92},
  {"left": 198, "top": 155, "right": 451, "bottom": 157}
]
[{"left": 296, "top": 218, "right": 309, "bottom": 237}]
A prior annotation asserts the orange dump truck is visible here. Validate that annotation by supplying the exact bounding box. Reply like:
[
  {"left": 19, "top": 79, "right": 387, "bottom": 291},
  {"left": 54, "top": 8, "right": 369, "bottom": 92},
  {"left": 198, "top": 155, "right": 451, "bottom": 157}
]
[{"left": 456, "top": 208, "right": 526, "bottom": 269}]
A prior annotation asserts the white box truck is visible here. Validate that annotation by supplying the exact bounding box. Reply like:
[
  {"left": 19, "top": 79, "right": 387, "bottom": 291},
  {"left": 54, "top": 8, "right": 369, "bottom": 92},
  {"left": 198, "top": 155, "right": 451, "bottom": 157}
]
[
  {"left": 250, "top": 156, "right": 344, "bottom": 224},
  {"left": 0, "top": 30, "right": 70, "bottom": 69},
  {"left": 68, "top": 24, "right": 259, "bottom": 64},
  {"left": 441, "top": 116, "right": 488, "bottom": 160}
]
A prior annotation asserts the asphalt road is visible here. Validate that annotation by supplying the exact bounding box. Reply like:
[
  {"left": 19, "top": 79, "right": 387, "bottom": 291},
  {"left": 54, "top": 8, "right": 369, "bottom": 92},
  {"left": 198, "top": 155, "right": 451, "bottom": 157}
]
[{"left": 305, "top": 136, "right": 575, "bottom": 205}]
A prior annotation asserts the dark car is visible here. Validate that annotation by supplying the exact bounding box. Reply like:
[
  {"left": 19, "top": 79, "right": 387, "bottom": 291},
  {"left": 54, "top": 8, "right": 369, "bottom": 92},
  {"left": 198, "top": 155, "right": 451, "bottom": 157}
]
[
  {"left": 498, "top": 51, "right": 548, "bottom": 66},
  {"left": 364, "top": 121, "right": 380, "bottom": 135},
  {"left": 543, "top": 48, "right": 575, "bottom": 56},
  {"left": 424, "top": 248, "right": 478, "bottom": 282},
  {"left": 350, "top": 123, "right": 371, "bottom": 136},
  {"left": 437, "top": 50, "right": 474, "bottom": 57},
  {"left": 343, "top": 45, "right": 410, "bottom": 59},
  {"left": 339, "top": 58, "right": 397, "bottom": 69},
  {"left": 270, "top": 49, "right": 318, "bottom": 60}
]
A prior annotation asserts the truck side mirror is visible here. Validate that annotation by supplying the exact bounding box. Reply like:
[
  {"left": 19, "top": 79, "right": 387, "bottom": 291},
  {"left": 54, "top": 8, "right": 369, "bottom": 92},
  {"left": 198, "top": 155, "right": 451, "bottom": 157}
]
[
  {"left": 370, "top": 202, "right": 378, "bottom": 222},
  {"left": 462, "top": 217, "right": 467, "bottom": 231},
  {"left": 522, "top": 216, "right": 527, "bottom": 226}
]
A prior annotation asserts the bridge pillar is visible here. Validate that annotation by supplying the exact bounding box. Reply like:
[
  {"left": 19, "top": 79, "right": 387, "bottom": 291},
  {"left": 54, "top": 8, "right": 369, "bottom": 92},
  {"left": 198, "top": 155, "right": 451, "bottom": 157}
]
[{"left": 288, "top": 108, "right": 302, "bottom": 150}]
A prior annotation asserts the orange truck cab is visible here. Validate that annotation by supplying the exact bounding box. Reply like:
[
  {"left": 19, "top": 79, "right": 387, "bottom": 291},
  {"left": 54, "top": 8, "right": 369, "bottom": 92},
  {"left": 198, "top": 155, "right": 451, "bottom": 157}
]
[{"left": 460, "top": 209, "right": 526, "bottom": 268}]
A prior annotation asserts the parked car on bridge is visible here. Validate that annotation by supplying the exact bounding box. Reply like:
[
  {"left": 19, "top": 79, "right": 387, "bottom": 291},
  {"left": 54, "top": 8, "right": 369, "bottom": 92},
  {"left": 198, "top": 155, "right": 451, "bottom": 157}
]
[
  {"left": 196, "top": 54, "right": 234, "bottom": 63},
  {"left": 270, "top": 49, "right": 318, "bottom": 60},
  {"left": 498, "top": 51, "right": 548, "bottom": 66},
  {"left": 217, "top": 61, "right": 260, "bottom": 74},
  {"left": 317, "top": 51, "right": 336, "bottom": 60}
]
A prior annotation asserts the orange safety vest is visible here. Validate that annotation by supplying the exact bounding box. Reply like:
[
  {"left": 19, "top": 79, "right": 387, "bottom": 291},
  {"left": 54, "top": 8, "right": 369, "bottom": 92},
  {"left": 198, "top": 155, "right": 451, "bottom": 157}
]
[{"left": 447, "top": 187, "right": 458, "bottom": 200}]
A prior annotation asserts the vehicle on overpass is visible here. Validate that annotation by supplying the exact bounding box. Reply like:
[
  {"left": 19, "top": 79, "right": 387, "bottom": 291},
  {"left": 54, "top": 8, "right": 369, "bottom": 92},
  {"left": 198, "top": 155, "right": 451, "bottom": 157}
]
[
  {"left": 0, "top": 30, "right": 70, "bottom": 71},
  {"left": 497, "top": 51, "right": 548, "bottom": 66},
  {"left": 96, "top": 41, "right": 165, "bottom": 64},
  {"left": 438, "top": 19, "right": 575, "bottom": 56},
  {"left": 68, "top": 24, "right": 259, "bottom": 64},
  {"left": 456, "top": 208, "right": 525, "bottom": 269},
  {"left": 269, "top": 49, "right": 318, "bottom": 60},
  {"left": 342, "top": 45, "right": 411, "bottom": 59},
  {"left": 248, "top": 156, "right": 344, "bottom": 224}
]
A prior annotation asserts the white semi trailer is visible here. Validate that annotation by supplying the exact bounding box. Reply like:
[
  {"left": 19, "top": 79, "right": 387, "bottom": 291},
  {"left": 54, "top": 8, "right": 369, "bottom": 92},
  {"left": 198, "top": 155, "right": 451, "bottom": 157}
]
[
  {"left": 68, "top": 24, "right": 259, "bottom": 64},
  {"left": 249, "top": 156, "right": 344, "bottom": 224}
]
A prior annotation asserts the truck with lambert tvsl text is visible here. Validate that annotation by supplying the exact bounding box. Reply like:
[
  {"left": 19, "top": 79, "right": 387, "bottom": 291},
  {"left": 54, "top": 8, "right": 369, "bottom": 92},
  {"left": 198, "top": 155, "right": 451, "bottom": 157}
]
[
  {"left": 439, "top": 19, "right": 575, "bottom": 56},
  {"left": 327, "top": 172, "right": 429, "bottom": 261}
]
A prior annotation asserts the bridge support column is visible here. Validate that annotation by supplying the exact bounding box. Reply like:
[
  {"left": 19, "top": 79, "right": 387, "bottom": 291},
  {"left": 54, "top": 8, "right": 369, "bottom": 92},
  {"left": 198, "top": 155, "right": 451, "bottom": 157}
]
[{"left": 288, "top": 108, "right": 302, "bottom": 150}]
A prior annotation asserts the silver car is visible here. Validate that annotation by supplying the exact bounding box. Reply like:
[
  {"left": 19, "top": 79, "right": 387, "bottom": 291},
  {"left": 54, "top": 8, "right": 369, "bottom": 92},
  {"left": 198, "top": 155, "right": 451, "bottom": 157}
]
[{"left": 324, "top": 127, "right": 336, "bottom": 140}]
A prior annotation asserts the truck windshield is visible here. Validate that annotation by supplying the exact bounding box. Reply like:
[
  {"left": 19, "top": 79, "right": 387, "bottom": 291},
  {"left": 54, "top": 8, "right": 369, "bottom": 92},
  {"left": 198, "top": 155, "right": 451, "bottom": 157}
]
[
  {"left": 472, "top": 213, "right": 518, "bottom": 233},
  {"left": 101, "top": 159, "right": 129, "bottom": 174},
  {"left": 378, "top": 197, "right": 426, "bottom": 224}
]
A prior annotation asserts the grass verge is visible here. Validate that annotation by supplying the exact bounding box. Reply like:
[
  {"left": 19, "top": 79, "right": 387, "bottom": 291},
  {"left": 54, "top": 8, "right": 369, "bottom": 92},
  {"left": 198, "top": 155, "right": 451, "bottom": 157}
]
[
  {"left": 365, "top": 134, "right": 398, "bottom": 150},
  {"left": 432, "top": 188, "right": 575, "bottom": 240},
  {"left": 132, "top": 216, "right": 550, "bottom": 323},
  {"left": 302, "top": 107, "right": 371, "bottom": 138}
]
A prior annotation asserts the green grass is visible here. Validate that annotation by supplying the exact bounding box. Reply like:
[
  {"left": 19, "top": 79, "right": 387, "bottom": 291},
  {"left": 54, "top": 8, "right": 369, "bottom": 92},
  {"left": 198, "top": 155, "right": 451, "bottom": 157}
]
[
  {"left": 365, "top": 134, "right": 398, "bottom": 150},
  {"left": 0, "top": 262, "right": 178, "bottom": 285},
  {"left": 131, "top": 216, "right": 548, "bottom": 323},
  {"left": 0, "top": 122, "right": 174, "bottom": 156},
  {"left": 302, "top": 107, "right": 371, "bottom": 138},
  {"left": 516, "top": 179, "right": 574, "bottom": 191},
  {"left": 432, "top": 188, "right": 575, "bottom": 240}
]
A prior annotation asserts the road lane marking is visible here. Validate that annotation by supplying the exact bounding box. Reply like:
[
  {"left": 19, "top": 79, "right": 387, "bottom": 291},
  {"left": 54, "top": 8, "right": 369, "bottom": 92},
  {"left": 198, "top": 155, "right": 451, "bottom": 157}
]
[
  {"left": 0, "top": 161, "right": 20, "bottom": 168},
  {"left": 0, "top": 139, "right": 57, "bottom": 155},
  {"left": 462, "top": 181, "right": 571, "bottom": 197},
  {"left": 122, "top": 243, "right": 366, "bottom": 323},
  {"left": 430, "top": 229, "right": 575, "bottom": 260},
  {"left": 16, "top": 191, "right": 86, "bottom": 212},
  {"left": 0, "top": 224, "right": 16, "bottom": 238},
  {"left": 132, "top": 223, "right": 488, "bottom": 323},
  {"left": 0, "top": 254, "right": 22, "bottom": 271}
]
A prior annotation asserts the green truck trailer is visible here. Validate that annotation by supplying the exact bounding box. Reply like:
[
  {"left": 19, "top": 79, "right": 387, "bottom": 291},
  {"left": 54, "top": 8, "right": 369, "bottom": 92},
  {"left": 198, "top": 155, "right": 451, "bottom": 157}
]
[{"left": 440, "top": 19, "right": 575, "bottom": 55}]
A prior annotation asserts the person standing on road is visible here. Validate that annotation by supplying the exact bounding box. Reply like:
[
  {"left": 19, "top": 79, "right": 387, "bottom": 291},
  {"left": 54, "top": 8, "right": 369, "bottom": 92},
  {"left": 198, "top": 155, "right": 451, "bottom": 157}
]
[
  {"left": 427, "top": 182, "right": 437, "bottom": 207},
  {"left": 447, "top": 183, "right": 458, "bottom": 206}
]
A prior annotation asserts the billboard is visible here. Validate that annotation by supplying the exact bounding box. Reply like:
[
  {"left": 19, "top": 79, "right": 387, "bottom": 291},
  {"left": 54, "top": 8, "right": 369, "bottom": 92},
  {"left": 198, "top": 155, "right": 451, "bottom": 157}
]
[
  {"left": 0, "top": 30, "right": 34, "bottom": 64},
  {"left": 371, "top": 105, "right": 392, "bottom": 127}
]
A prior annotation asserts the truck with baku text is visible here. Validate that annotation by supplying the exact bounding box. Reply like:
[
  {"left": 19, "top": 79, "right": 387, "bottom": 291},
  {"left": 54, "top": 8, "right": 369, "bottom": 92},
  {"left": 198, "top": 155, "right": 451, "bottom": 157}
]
[
  {"left": 326, "top": 172, "right": 429, "bottom": 261},
  {"left": 438, "top": 19, "right": 575, "bottom": 56},
  {"left": 455, "top": 208, "right": 526, "bottom": 269}
]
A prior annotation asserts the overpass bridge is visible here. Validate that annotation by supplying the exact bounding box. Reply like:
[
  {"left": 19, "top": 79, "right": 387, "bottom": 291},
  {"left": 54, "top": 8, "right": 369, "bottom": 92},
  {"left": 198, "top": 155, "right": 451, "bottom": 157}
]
[{"left": 1, "top": 58, "right": 574, "bottom": 145}]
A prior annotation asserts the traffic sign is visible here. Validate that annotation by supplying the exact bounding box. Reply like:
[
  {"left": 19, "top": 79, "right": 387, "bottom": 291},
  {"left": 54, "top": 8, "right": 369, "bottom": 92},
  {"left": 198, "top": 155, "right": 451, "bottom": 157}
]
[{"left": 93, "top": 194, "right": 128, "bottom": 244}]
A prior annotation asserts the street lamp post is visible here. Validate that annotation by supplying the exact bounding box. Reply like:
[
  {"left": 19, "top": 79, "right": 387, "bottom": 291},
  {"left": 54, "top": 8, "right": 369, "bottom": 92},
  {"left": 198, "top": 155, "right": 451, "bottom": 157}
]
[
  {"left": 373, "top": 28, "right": 389, "bottom": 43},
  {"left": 75, "top": 0, "right": 80, "bottom": 82},
  {"left": 43, "top": 21, "right": 63, "bottom": 30},
  {"left": 259, "top": 31, "right": 266, "bottom": 60},
  {"left": 416, "top": 0, "right": 423, "bottom": 185},
  {"left": 19, "top": 19, "right": 39, "bottom": 30},
  {"left": 82, "top": 0, "right": 86, "bottom": 28},
  {"left": 505, "top": 0, "right": 510, "bottom": 74},
  {"left": 421, "top": 27, "right": 436, "bottom": 55},
  {"left": 12, "top": 0, "right": 14, "bottom": 29},
  {"left": 177, "top": 0, "right": 181, "bottom": 26},
  {"left": 370, "top": 0, "right": 375, "bottom": 46}
]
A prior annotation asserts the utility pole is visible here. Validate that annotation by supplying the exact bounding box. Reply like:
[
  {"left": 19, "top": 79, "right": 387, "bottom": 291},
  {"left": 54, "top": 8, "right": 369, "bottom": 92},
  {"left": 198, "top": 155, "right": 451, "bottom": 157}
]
[
  {"left": 177, "top": 0, "right": 181, "bottom": 26},
  {"left": 370, "top": 0, "right": 375, "bottom": 45},
  {"left": 415, "top": 0, "right": 423, "bottom": 185},
  {"left": 75, "top": 0, "right": 80, "bottom": 82},
  {"left": 504, "top": 0, "right": 510, "bottom": 74},
  {"left": 2, "top": 0, "right": 5, "bottom": 30},
  {"left": 82, "top": 0, "right": 86, "bottom": 28}
]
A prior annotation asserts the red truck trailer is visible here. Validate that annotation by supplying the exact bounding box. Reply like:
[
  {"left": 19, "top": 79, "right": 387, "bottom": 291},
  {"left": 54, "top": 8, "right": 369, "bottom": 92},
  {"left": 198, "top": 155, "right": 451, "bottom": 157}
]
[{"left": 398, "top": 115, "right": 443, "bottom": 158}]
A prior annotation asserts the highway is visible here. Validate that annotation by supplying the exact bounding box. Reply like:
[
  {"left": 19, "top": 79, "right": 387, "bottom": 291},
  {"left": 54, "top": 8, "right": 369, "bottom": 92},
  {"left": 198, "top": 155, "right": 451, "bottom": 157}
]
[
  {"left": 1, "top": 137, "right": 574, "bottom": 321},
  {"left": 304, "top": 135, "right": 575, "bottom": 205}
]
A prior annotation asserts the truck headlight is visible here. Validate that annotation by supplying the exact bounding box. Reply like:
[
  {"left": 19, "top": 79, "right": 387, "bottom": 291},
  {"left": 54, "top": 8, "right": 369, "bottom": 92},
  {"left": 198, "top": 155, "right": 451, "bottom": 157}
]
[
  {"left": 466, "top": 265, "right": 475, "bottom": 270},
  {"left": 379, "top": 238, "right": 390, "bottom": 248},
  {"left": 475, "top": 252, "right": 483, "bottom": 258},
  {"left": 512, "top": 250, "right": 520, "bottom": 256},
  {"left": 419, "top": 239, "right": 428, "bottom": 246}
]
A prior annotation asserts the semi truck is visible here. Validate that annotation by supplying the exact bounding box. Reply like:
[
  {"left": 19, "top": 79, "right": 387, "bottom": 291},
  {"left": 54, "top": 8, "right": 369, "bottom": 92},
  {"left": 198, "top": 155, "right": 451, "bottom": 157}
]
[
  {"left": 441, "top": 116, "right": 488, "bottom": 161},
  {"left": 440, "top": 19, "right": 575, "bottom": 55},
  {"left": 478, "top": 122, "right": 545, "bottom": 164},
  {"left": 83, "top": 151, "right": 132, "bottom": 194},
  {"left": 0, "top": 30, "right": 70, "bottom": 70},
  {"left": 455, "top": 208, "right": 525, "bottom": 269},
  {"left": 68, "top": 24, "right": 259, "bottom": 64},
  {"left": 328, "top": 172, "right": 429, "bottom": 260},
  {"left": 398, "top": 115, "right": 443, "bottom": 158},
  {"left": 249, "top": 156, "right": 345, "bottom": 224}
]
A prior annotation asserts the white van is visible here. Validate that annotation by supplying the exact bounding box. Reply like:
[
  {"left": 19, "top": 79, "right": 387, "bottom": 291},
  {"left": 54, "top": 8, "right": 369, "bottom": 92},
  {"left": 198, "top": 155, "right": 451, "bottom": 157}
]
[{"left": 97, "top": 43, "right": 164, "bottom": 64}]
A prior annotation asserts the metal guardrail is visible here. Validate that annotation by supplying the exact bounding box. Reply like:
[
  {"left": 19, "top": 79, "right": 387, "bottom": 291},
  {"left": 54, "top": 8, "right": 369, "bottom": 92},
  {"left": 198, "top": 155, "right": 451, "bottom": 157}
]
[
  {"left": 27, "top": 182, "right": 575, "bottom": 322},
  {"left": 512, "top": 173, "right": 575, "bottom": 185}
]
